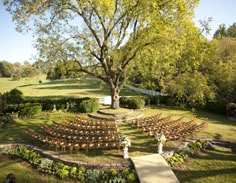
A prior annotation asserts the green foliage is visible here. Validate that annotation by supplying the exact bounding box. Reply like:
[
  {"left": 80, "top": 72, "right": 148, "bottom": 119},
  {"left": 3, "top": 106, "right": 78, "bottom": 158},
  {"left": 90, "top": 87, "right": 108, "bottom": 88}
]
[
  {"left": 120, "top": 96, "right": 145, "bottom": 109},
  {"left": 187, "top": 140, "right": 208, "bottom": 153},
  {"left": 69, "top": 167, "right": 77, "bottom": 179},
  {"left": 86, "top": 169, "right": 100, "bottom": 183},
  {"left": 167, "top": 140, "right": 208, "bottom": 167},
  {"left": 204, "top": 102, "right": 226, "bottom": 115},
  {"left": 0, "top": 61, "right": 14, "bottom": 77},
  {"left": 77, "top": 166, "right": 86, "bottom": 182},
  {"left": 207, "top": 38, "right": 236, "bottom": 104},
  {"left": 57, "top": 165, "right": 69, "bottom": 179},
  {"left": 4, "top": 145, "right": 138, "bottom": 182},
  {"left": 226, "top": 103, "right": 236, "bottom": 117},
  {"left": 214, "top": 22, "right": 236, "bottom": 39},
  {"left": 0, "top": 114, "right": 15, "bottom": 127},
  {"left": 19, "top": 103, "right": 42, "bottom": 117},
  {"left": 167, "top": 151, "right": 188, "bottom": 167},
  {"left": 145, "top": 95, "right": 171, "bottom": 105},
  {"left": 8, "top": 88, "right": 24, "bottom": 104},
  {"left": 38, "top": 158, "right": 54, "bottom": 174},
  {"left": 79, "top": 98, "right": 99, "bottom": 113},
  {"left": 46, "top": 61, "right": 82, "bottom": 80}
]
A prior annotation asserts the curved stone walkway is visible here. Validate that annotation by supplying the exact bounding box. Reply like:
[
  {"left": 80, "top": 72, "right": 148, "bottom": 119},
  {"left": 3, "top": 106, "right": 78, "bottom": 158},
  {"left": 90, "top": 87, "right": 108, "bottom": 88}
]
[{"left": 131, "top": 154, "right": 179, "bottom": 183}]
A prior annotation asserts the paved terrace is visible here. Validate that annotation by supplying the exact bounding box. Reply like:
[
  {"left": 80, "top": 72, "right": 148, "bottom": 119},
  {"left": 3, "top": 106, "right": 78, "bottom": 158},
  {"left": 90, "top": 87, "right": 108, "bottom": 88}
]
[{"left": 131, "top": 154, "right": 179, "bottom": 183}]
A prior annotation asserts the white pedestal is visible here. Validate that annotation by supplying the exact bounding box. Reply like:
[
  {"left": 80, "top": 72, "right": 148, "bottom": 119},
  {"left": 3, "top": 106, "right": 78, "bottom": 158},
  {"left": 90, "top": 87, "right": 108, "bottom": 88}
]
[
  {"left": 158, "top": 143, "right": 163, "bottom": 154},
  {"left": 123, "top": 146, "right": 129, "bottom": 159}
]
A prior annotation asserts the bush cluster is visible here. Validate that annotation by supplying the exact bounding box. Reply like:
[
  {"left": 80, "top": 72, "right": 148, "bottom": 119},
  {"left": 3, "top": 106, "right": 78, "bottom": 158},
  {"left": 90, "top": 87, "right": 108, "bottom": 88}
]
[
  {"left": 5, "top": 145, "right": 138, "bottom": 182},
  {"left": 0, "top": 114, "right": 15, "bottom": 127},
  {"left": 19, "top": 103, "right": 42, "bottom": 117},
  {"left": 120, "top": 96, "right": 145, "bottom": 109},
  {"left": 78, "top": 98, "right": 100, "bottom": 113},
  {"left": 145, "top": 95, "right": 171, "bottom": 106},
  {"left": 226, "top": 103, "right": 236, "bottom": 117},
  {"left": 204, "top": 102, "right": 226, "bottom": 115},
  {"left": 166, "top": 140, "right": 208, "bottom": 167},
  {"left": 23, "top": 97, "right": 98, "bottom": 113}
]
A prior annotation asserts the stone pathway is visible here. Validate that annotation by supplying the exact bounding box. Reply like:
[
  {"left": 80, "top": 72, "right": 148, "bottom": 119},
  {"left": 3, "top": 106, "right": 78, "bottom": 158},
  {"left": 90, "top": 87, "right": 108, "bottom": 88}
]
[{"left": 131, "top": 154, "right": 179, "bottom": 183}]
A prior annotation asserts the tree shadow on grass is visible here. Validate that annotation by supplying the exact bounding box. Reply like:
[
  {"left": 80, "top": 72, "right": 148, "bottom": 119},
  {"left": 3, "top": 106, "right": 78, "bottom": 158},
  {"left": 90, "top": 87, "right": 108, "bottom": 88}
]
[{"left": 174, "top": 167, "right": 236, "bottom": 183}]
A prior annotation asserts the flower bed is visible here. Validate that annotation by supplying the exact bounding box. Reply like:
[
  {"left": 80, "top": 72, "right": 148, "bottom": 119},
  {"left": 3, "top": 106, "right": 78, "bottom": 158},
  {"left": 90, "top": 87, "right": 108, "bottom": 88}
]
[
  {"left": 3, "top": 145, "right": 138, "bottom": 182},
  {"left": 166, "top": 140, "right": 208, "bottom": 167}
]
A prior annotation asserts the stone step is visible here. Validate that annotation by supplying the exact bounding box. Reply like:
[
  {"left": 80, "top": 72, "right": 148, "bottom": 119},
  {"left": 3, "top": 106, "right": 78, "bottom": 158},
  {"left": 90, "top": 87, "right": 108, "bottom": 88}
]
[
  {"left": 88, "top": 110, "right": 144, "bottom": 122},
  {"left": 97, "top": 109, "right": 133, "bottom": 117}
]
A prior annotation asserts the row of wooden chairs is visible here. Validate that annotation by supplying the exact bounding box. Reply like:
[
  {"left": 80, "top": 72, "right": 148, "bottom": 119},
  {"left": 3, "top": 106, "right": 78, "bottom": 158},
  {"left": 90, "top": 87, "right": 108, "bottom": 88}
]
[
  {"left": 61, "top": 120, "right": 117, "bottom": 131},
  {"left": 26, "top": 129, "right": 120, "bottom": 154},
  {"left": 134, "top": 113, "right": 208, "bottom": 141},
  {"left": 40, "top": 125, "right": 119, "bottom": 141},
  {"left": 73, "top": 116, "right": 117, "bottom": 127}
]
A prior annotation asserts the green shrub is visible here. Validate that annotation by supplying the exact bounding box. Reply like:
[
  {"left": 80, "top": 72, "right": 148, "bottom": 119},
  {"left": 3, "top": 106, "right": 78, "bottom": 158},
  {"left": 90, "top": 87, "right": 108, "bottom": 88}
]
[
  {"left": 120, "top": 96, "right": 145, "bottom": 109},
  {"left": 145, "top": 95, "right": 171, "bottom": 105},
  {"left": 58, "top": 165, "right": 70, "bottom": 179},
  {"left": 86, "top": 169, "right": 100, "bottom": 183},
  {"left": 204, "top": 102, "right": 226, "bottom": 115},
  {"left": 77, "top": 166, "right": 86, "bottom": 182},
  {"left": 38, "top": 158, "right": 54, "bottom": 174},
  {"left": 167, "top": 151, "right": 188, "bottom": 167},
  {"left": 69, "top": 167, "right": 77, "bottom": 178},
  {"left": 0, "top": 114, "right": 15, "bottom": 127},
  {"left": 78, "top": 98, "right": 99, "bottom": 113},
  {"left": 187, "top": 140, "right": 208, "bottom": 153},
  {"left": 226, "top": 103, "right": 236, "bottom": 117},
  {"left": 19, "top": 103, "right": 42, "bottom": 117}
]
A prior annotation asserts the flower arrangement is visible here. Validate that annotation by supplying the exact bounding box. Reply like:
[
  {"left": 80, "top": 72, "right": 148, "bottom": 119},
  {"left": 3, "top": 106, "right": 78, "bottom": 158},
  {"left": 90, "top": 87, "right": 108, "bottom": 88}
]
[
  {"left": 155, "top": 133, "right": 166, "bottom": 144},
  {"left": 120, "top": 136, "right": 131, "bottom": 148}
]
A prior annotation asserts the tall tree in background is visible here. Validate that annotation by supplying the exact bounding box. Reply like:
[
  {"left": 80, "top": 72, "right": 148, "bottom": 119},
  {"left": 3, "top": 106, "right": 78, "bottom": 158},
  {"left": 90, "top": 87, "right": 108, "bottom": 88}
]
[
  {"left": 207, "top": 38, "right": 236, "bottom": 103},
  {"left": 213, "top": 23, "right": 236, "bottom": 39},
  {"left": 131, "top": 22, "right": 216, "bottom": 105},
  {"left": 213, "top": 24, "right": 227, "bottom": 39},
  {"left": 4, "top": 0, "right": 199, "bottom": 108}
]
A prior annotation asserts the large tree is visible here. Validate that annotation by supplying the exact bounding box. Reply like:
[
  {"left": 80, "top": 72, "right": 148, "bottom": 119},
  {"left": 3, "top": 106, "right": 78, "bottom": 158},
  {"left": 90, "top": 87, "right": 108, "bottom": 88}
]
[
  {"left": 4, "top": 0, "right": 199, "bottom": 108},
  {"left": 131, "top": 22, "right": 216, "bottom": 105}
]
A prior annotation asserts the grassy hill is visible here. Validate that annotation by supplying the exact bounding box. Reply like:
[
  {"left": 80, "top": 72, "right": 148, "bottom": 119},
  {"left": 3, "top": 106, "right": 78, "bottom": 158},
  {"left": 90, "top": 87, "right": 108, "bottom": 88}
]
[{"left": 0, "top": 76, "right": 138, "bottom": 98}]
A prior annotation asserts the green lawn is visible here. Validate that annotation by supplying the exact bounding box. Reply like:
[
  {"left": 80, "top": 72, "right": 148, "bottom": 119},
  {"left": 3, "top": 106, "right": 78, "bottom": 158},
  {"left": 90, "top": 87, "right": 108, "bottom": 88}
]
[
  {"left": 174, "top": 146, "right": 236, "bottom": 183},
  {"left": 0, "top": 76, "right": 138, "bottom": 98}
]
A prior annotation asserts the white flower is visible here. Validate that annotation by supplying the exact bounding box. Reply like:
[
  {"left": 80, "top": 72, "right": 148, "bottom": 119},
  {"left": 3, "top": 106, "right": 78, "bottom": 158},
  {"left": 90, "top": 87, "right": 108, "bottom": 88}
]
[
  {"left": 120, "top": 136, "right": 131, "bottom": 147},
  {"left": 155, "top": 133, "right": 166, "bottom": 144}
]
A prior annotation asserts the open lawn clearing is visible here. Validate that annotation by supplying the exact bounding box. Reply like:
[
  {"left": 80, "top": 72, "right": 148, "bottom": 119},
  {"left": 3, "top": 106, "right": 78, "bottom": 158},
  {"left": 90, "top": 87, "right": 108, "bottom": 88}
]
[
  {"left": 0, "top": 77, "right": 138, "bottom": 98},
  {"left": 173, "top": 146, "right": 236, "bottom": 183},
  {"left": 0, "top": 75, "right": 47, "bottom": 93}
]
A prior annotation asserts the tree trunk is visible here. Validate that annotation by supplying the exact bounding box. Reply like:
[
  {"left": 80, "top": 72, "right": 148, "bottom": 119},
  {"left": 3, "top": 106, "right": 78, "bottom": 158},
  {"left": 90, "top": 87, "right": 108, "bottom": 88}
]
[{"left": 111, "top": 86, "right": 120, "bottom": 109}]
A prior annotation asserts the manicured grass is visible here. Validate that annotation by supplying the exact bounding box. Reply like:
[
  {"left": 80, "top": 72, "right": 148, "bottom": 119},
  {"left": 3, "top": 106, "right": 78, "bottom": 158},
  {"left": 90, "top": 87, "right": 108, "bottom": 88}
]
[
  {"left": 0, "top": 75, "right": 47, "bottom": 93},
  {"left": 173, "top": 147, "right": 236, "bottom": 183},
  {"left": 0, "top": 76, "right": 138, "bottom": 98},
  {"left": 0, "top": 156, "right": 72, "bottom": 183}
]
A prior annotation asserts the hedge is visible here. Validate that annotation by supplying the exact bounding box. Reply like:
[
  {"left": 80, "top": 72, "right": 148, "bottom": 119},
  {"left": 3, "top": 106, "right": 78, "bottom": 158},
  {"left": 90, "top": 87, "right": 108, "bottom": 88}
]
[
  {"left": 78, "top": 98, "right": 100, "bottom": 113},
  {"left": 19, "top": 103, "right": 42, "bottom": 117},
  {"left": 120, "top": 96, "right": 145, "bottom": 109}
]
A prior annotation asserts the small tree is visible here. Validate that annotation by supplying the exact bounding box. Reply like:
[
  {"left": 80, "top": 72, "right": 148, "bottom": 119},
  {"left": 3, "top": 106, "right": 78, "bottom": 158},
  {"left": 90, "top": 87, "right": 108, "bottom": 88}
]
[{"left": 8, "top": 88, "right": 24, "bottom": 106}]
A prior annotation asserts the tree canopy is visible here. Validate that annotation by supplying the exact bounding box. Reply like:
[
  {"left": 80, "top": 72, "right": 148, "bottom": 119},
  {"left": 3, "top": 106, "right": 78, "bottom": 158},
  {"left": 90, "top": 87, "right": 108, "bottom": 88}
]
[{"left": 4, "top": 0, "right": 200, "bottom": 108}]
